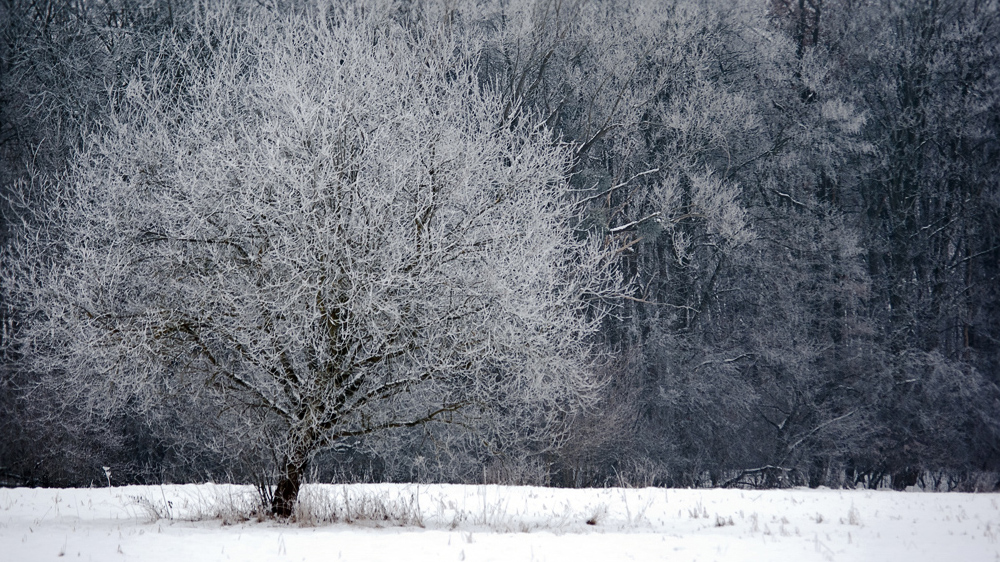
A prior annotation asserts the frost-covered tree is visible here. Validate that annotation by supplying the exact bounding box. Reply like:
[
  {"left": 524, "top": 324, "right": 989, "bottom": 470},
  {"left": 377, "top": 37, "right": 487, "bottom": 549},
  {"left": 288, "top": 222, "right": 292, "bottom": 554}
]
[
  {"left": 832, "top": 0, "right": 1000, "bottom": 482},
  {"left": 476, "top": 0, "right": 883, "bottom": 485},
  {"left": 1, "top": 4, "right": 617, "bottom": 514},
  {"left": 0, "top": 0, "right": 193, "bottom": 488}
]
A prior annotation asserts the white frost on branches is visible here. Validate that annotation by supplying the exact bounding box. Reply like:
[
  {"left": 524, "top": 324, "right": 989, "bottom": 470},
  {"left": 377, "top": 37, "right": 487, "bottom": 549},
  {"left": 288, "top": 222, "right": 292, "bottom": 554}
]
[{"left": 1, "top": 6, "right": 619, "bottom": 485}]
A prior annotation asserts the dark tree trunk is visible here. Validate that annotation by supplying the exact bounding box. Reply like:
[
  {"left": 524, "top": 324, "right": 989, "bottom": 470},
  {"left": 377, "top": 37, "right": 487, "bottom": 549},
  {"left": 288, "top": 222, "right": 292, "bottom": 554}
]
[{"left": 272, "top": 457, "right": 306, "bottom": 518}]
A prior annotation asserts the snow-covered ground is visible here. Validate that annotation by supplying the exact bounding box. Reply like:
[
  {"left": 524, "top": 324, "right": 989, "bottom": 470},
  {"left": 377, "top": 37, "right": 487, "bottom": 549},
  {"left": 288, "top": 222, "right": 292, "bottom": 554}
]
[{"left": 0, "top": 483, "right": 995, "bottom": 561}]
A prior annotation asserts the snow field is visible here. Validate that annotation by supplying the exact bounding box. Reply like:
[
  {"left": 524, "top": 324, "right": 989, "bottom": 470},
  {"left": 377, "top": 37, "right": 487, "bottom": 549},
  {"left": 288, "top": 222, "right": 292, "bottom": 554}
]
[{"left": 0, "top": 483, "right": 996, "bottom": 561}]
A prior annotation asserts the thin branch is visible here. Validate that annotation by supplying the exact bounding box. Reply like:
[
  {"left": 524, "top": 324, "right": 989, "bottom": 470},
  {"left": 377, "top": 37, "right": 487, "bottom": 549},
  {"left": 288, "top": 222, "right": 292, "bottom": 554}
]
[
  {"left": 609, "top": 212, "right": 661, "bottom": 234},
  {"left": 575, "top": 168, "right": 660, "bottom": 207}
]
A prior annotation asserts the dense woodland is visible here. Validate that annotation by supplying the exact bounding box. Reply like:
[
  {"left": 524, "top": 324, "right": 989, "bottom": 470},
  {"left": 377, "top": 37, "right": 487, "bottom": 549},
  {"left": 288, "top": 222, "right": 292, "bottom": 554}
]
[{"left": 1, "top": 0, "right": 999, "bottom": 506}]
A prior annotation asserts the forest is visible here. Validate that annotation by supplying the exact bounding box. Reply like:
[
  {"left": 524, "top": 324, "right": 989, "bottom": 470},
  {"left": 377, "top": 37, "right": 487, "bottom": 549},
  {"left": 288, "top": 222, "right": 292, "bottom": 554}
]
[{"left": 1, "top": 0, "right": 998, "bottom": 514}]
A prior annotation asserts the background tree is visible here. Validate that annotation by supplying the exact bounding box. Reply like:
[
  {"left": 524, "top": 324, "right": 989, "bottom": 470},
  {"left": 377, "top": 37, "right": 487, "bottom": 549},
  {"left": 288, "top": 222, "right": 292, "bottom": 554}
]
[
  {"left": 841, "top": 0, "right": 1000, "bottom": 483},
  {"left": 1, "top": 0, "right": 190, "bottom": 486}
]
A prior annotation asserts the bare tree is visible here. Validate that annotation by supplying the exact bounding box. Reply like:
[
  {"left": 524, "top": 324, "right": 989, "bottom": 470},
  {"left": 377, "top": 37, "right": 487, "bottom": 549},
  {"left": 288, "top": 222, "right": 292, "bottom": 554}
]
[{"left": 1, "top": 4, "right": 618, "bottom": 515}]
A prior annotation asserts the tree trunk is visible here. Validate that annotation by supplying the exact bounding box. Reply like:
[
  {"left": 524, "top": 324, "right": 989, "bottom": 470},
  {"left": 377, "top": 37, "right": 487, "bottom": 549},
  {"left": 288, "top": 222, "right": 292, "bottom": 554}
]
[{"left": 272, "top": 456, "right": 306, "bottom": 518}]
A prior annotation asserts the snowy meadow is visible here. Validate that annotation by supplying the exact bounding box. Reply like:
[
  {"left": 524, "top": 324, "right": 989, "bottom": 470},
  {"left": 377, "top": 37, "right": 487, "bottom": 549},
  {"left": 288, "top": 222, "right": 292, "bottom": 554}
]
[{"left": 0, "top": 484, "right": 996, "bottom": 561}]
